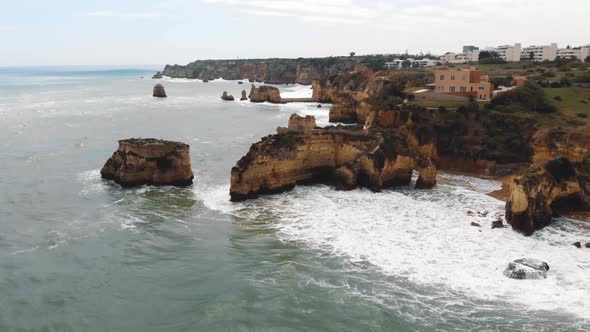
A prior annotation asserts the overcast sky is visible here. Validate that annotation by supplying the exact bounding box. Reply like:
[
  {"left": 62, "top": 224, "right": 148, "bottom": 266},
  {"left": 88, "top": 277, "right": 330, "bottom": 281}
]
[{"left": 1, "top": 0, "right": 589, "bottom": 66}]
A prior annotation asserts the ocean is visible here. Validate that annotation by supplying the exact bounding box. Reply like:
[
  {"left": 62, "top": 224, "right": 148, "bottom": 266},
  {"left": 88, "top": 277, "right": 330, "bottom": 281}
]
[{"left": 0, "top": 67, "right": 588, "bottom": 331}]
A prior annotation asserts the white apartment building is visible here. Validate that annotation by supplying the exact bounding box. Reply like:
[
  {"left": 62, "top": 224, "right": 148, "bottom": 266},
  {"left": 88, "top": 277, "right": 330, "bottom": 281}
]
[
  {"left": 494, "top": 43, "right": 522, "bottom": 62},
  {"left": 521, "top": 43, "right": 558, "bottom": 62},
  {"left": 439, "top": 50, "right": 479, "bottom": 64},
  {"left": 557, "top": 45, "right": 590, "bottom": 61},
  {"left": 384, "top": 58, "right": 438, "bottom": 69}
]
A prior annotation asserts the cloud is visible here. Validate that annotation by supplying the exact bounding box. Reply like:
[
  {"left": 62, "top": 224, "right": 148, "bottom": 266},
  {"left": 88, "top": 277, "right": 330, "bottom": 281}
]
[{"left": 88, "top": 11, "right": 161, "bottom": 18}]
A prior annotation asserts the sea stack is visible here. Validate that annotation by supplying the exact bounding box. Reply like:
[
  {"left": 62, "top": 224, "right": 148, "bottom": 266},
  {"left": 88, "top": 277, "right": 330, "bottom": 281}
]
[
  {"left": 221, "top": 91, "right": 235, "bottom": 101},
  {"left": 153, "top": 84, "right": 167, "bottom": 98},
  {"left": 152, "top": 71, "right": 163, "bottom": 79},
  {"left": 249, "top": 85, "right": 283, "bottom": 103},
  {"left": 101, "top": 138, "right": 194, "bottom": 188},
  {"left": 240, "top": 90, "right": 248, "bottom": 101}
]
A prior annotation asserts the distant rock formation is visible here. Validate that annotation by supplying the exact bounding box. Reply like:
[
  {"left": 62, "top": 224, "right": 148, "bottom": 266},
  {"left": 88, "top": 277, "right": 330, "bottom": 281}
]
[
  {"left": 160, "top": 57, "right": 371, "bottom": 84},
  {"left": 249, "top": 85, "right": 283, "bottom": 103},
  {"left": 504, "top": 258, "right": 550, "bottom": 280},
  {"left": 153, "top": 84, "right": 167, "bottom": 98},
  {"left": 221, "top": 91, "right": 235, "bottom": 101},
  {"left": 277, "top": 114, "right": 317, "bottom": 134},
  {"left": 229, "top": 116, "right": 437, "bottom": 201},
  {"left": 101, "top": 139, "right": 194, "bottom": 187},
  {"left": 506, "top": 156, "right": 590, "bottom": 235},
  {"left": 152, "top": 71, "right": 163, "bottom": 79},
  {"left": 240, "top": 90, "right": 248, "bottom": 101}
]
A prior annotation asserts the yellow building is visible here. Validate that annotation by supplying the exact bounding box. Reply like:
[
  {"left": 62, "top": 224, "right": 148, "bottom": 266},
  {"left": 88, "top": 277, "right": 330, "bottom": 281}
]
[{"left": 434, "top": 68, "right": 494, "bottom": 101}]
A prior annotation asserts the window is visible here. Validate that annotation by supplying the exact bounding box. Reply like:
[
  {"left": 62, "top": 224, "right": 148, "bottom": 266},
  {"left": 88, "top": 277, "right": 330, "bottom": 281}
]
[
  {"left": 438, "top": 86, "right": 444, "bottom": 92},
  {"left": 439, "top": 75, "right": 445, "bottom": 81},
  {"left": 478, "top": 86, "right": 485, "bottom": 91},
  {"left": 449, "top": 86, "right": 456, "bottom": 92},
  {"left": 460, "top": 86, "right": 467, "bottom": 92},
  {"left": 451, "top": 75, "right": 456, "bottom": 81},
  {"left": 470, "top": 87, "right": 474, "bottom": 92},
  {"left": 462, "top": 75, "right": 467, "bottom": 81}
]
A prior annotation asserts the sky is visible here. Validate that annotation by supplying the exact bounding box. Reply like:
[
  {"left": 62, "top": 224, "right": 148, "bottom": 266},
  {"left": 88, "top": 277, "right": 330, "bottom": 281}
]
[{"left": 1, "top": 0, "right": 589, "bottom": 66}]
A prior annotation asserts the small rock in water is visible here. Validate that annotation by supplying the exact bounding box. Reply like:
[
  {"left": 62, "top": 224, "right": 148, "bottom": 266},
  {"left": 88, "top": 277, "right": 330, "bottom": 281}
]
[
  {"left": 317, "top": 104, "right": 322, "bottom": 108},
  {"left": 467, "top": 210, "right": 474, "bottom": 216},
  {"left": 221, "top": 91, "right": 235, "bottom": 101},
  {"left": 492, "top": 219, "right": 505, "bottom": 229},
  {"left": 238, "top": 81, "right": 244, "bottom": 85},
  {"left": 586, "top": 243, "right": 590, "bottom": 248},
  {"left": 153, "top": 84, "right": 167, "bottom": 98},
  {"left": 478, "top": 211, "right": 489, "bottom": 217},
  {"left": 504, "top": 258, "right": 550, "bottom": 280},
  {"left": 573, "top": 242, "right": 582, "bottom": 248},
  {"left": 471, "top": 222, "right": 481, "bottom": 227}
]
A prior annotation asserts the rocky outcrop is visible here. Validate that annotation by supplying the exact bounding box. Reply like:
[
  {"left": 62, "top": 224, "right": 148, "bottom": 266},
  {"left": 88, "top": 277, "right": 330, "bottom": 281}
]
[
  {"left": 530, "top": 128, "right": 590, "bottom": 164},
  {"left": 240, "top": 90, "right": 248, "bottom": 101},
  {"left": 277, "top": 114, "right": 317, "bottom": 134},
  {"left": 505, "top": 156, "right": 590, "bottom": 235},
  {"left": 153, "top": 84, "right": 167, "bottom": 98},
  {"left": 229, "top": 118, "right": 437, "bottom": 201},
  {"left": 221, "top": 91, "right": 235, "bottom": 101},
  {"left": 504, "top": 258, "right": 550, "bottom": 280},
  {"left": 152, "top": 71, "right": 163, "bottom": 79},
  {"left": 160, "top": 57, "right": 374, "bottom": 84},
  {"left": 249, "top": 85, "right": 282, "bottom": 103},
  {"left": 101, "top": 139, "right": 194, "bottom": 188}
]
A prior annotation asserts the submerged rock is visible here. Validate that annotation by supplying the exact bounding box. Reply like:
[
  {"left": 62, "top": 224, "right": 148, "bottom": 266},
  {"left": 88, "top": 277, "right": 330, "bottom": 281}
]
[
  {"left": 221, "top": 91, "right": 235, "bottom": 101},
  {"left": 238, "top": 81, "right": 244, "bottom": 85},
  {"left": 573, "top": 242, "right": 582, "bottom": 248},
  {"left": 503, "top": 258, "right": 550, "bottom": 280},
  {"left": 240, "top": 90, "right": 248, "bottom": 101},
  {"left": 471, "top": 222, "right": 481, "bottom": 227},
  {"left": 492, "top": 218, "right": 505, "bottom": 229},
  {"left": 101, "top": 138, "right": 194, "bottom": 188},
  {"left": 153, "top": 84, "right": 167, "bottom": 98}
]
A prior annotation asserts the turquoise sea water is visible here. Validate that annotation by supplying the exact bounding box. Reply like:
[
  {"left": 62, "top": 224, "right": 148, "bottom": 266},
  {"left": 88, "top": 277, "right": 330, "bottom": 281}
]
[{"left": 0, "top": 67, "right": 589, "bottom": 331}]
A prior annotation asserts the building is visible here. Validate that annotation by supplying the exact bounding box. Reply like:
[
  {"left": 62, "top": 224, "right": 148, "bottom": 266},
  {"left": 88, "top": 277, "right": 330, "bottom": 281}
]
[
  {"left": 493, "top": 43, "right": 522, "bottom": 62},
  {"left": 463, "top": 45, "right": 479, "bottom": 53},
  {"left": 521, "top": 43, "right": 558, "bottom": 62},
  {"left": 434, "top": 68, "right": 494, "bottom": 101},
  {"left": 439, "top": 50, "right": 479, "bottom": 64},
  {"left": 384, "top": 58, "right": 438, "bottom": 69},
  {"left": 557, "top": 45, "right": 590, "bottom": 61}
]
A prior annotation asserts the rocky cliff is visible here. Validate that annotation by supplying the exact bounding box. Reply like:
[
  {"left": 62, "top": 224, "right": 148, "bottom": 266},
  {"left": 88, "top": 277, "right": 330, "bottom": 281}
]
[
  {"left": 505, "top": 156, "right": 590, "bottom": 235},
  {"left": 229, "top": 115, "right": 437, "bottom": 201},
  {"left": 161, "top": 57, "right": 374, "bottom": 84},
  {"left": 101, "top": 139, "right": 194, "bottom": 187}
]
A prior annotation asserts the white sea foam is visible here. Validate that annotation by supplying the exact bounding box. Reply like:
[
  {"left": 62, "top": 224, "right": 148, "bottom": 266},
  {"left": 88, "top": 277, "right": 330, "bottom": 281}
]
[{"left": 197, "top": 175, "right": 590, "bottom": 320}]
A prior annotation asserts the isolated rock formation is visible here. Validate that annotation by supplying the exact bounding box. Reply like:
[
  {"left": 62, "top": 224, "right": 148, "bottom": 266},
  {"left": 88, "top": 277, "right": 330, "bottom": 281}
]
[
  {"left": 505, "top": 156, "right": 590, "bottom": 235},
  {"left": 277, "top": 114, "right": 317, "bottom": 134},
  {"left": 229, "top": 116, "right": 437, "bottom": 201},
  {"left": 240, "top": 90, "right": 248, "bottom": 101},
  {"left": 503, "top": 258, "right": 550, "bottom": 280},
  {"left": 221, "top": 91, "right": 235, "bottom": 101},
  {"left": 101, "top": 139, "right": 194, "bottom": 187},
  {"left": 152, "top": 71, "right": 163, "bottom": 79},
  {"left": 249, "top": 85, "right": 283, "bottom": 103},
  {"left": 153, "top": 84, "right": 167, "bottom": 98}
]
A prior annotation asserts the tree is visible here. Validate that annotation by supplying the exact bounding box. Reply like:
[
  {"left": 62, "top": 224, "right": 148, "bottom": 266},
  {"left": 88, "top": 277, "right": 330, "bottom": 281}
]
[
  {"left": 349, "top": 52, "right": 356, "bottom": 57},
  {"left": 478, "top": 51, "right": 492, "bottom": 60},
  {"left": 585, "top": 56, "right": 590, "bottom": 63},
  {"left": 529, "top": 51, "right": 535, "bottom": 62},
  {"left": 401, "top": 60, "right": 412, "bottom": 68}
]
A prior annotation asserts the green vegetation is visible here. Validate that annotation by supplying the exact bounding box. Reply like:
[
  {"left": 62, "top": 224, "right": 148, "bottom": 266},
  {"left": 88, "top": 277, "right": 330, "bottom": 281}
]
[{"left": 489, "top": 81, "right": 557, "bottom": 113}]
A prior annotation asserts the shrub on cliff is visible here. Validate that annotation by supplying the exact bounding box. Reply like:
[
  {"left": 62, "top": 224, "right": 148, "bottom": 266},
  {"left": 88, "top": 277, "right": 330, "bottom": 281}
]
[{"left": 490, "top": 81, "right": 556, "bottom": 113}]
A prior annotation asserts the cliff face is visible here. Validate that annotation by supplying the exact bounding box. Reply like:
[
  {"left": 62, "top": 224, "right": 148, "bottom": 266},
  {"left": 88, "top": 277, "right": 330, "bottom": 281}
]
[
  {"left": 530, "top": 128, "right": 590, "bottom": 164},
  {"left": 506, "top": 156, "right": 590, "bottom": 235},
  {"left": 101, "top": 139, "right": 194, "bottom": 188},
  {"left": 161, "top": 57, "right": 370, "bottom": 84},
  {"left": 229, "top": 116, "right": 437, "bottom": 201}
]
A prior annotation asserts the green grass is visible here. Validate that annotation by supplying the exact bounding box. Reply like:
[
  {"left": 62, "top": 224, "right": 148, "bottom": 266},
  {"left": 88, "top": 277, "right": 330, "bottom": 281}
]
[
  {"left": 533, "top": 88, "right": 590, "bottom": 130},
  {"left": 409, "top": 99, "right": 487, "bottom": 109}
]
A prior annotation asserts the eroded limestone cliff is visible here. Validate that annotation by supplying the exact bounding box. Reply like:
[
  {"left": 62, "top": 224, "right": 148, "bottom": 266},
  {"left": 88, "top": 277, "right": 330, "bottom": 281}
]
[
  {"left": 249, "top": 85, "right": 283, "bottom": 103},
  {"left": 506, "top": 156, "right": 590, "bottom": 235},
  {"left": 101, "top": 139, "right": 194, "bottom": 188},
  {"left": 229, "top": 115, "right": 436, "bottom": 201}
]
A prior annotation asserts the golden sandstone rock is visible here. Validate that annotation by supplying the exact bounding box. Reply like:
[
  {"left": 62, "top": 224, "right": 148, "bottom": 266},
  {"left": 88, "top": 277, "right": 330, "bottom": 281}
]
[
  {"left": 101, "top": 139, "right": 194, "bottom": 188},
  {"left": 229, "top": 116, "right": 437, "bottom": 201},
  {"left": 506, "top": 156, "right": 590, "bottom": 235},
  {"left": 249, "top": 85, "right": 283, "bottom": 103}
]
